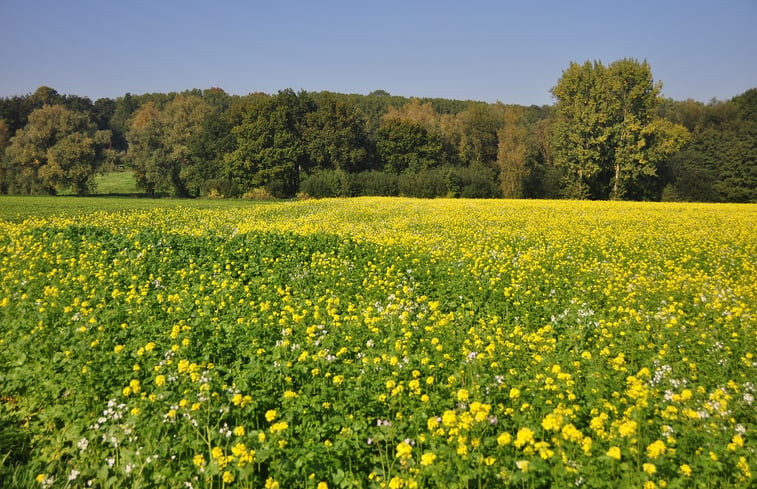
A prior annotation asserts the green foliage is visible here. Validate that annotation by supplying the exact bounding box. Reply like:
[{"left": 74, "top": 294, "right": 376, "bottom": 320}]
[
  {"left": 552, "top": 59, "right": 690, "bottom": 200},
  {"left": 456, "top": 103, "right": 503, "bottom": 167},
  {"left": 127, "top": 95, "right": 212, "bottom": 197},
  {"left": 1, "top": 199, "right": 754, "bottom": 488},
  {"left": 355, "top": 170, "right": 400, "bottom": 197},
  {"left": 2, "top": 105, "right": 110, "bottom": 195},
  {"left": 1, "top": 81, "right": 753, "bottom": 202},
  {"left": 497, "top": 106, "right": 529, "bottom": 198},
  {"left": 224, "top": 89, "right": 313, "bottom": 198},
  {"left": 376, "top": 119, "right": 445, "bottom": 174},
  {"left": 304, "top": 93, "right": 373, "bottom": 173},
  {"left": 660, "top": 97, "right": 756, "bottom": 202},
  {"left": 397, "top": 168, "right": 448, "bottom": 198}
]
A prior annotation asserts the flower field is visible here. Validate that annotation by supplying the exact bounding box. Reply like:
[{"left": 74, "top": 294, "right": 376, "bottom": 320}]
[{"left": 1, "top": 197, "right": 755, "bottom": 488}]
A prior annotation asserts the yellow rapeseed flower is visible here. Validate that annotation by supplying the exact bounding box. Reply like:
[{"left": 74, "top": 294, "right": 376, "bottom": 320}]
[
  {"left": 606, "top": 446, "right": 621, "bottom": 460},
  {"left": 420, "top": 452, "right": 436, "bottom": 466},
  {"left": 646, "top": 440, "right": 666, "bottom": 459},
  {"left": 396, "top": 441, "right": 413, "bottom": 459}
]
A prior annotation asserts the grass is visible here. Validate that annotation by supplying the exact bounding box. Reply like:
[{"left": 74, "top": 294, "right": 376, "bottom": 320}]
[
  {"left": 92, "top": 171, "right": 140, "bottom": 195},
  {"left": 0, "top": 195, "right": 274, "bottom": 222}
]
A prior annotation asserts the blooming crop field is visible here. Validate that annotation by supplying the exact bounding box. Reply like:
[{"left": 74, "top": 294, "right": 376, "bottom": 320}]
[{"left": 0, "top": 197, "right": 755, "bottom": 489}]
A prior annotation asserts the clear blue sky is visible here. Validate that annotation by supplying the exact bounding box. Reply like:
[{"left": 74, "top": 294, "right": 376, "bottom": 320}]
[{"left": 1, "top": 0, "right": 755, "bottom": 105}]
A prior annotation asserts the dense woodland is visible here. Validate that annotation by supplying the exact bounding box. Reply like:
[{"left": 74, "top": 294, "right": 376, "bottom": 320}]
[{"left": 0, "top": 59, "right": 754, "bottom": 201}]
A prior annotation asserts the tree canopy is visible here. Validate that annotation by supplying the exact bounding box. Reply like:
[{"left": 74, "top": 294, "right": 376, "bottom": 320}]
[{"left": 0, "top": 61, "right": 753, "bottom": 201}]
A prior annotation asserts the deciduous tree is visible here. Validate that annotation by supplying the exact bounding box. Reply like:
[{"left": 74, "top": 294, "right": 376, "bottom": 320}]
[
  {"left": 126, "top": 95, "right": 212, "bottom": 197},
  {"left": 3, "top": 104, "right": 110, "bottom": 195},
  {"left": 551, "top": 59, "right": 689, "bottom": 199},
  {"left": 496, "top": 106, "right": 528, "bottom": 198},
  {"left": 224, "top": 89, "right": 313, "bottom": 197}
]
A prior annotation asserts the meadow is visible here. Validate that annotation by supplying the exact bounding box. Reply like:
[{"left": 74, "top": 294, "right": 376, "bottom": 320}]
[{"left": 0, "top": 197, "right": 754, "bottom": 488}]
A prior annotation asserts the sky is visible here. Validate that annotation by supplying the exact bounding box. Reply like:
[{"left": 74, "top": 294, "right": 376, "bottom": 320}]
[{"left": 1, "top": 0, "right": 755, "bottom": 106}]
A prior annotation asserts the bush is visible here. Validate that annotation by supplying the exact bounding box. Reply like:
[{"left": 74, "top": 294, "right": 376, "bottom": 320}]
[
  {"left": 398, "top": 168, "right": 448, "bottom": 198},
  {"left": 242, "top": 187, "right": 275, "bottom": 200},
  {"left": 355, "top": 171, "right": 398, "bottom": 196},
  {"left": 448, "top": 165, "right": 501, "bottom": 199},
  {"left": 300, "top": 171, "right": 339, "bottom": 198},
  {"left": 201, "top": 178, "right": 239, "bottom": 198}
]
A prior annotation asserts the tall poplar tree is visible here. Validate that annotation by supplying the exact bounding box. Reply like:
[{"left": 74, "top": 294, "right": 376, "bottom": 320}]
[
  {"left": 496, "top": 106, "right": 528, "bottom": 198},
  {"left": 551, "top": 59, "right": 688, "bottom": 199}
]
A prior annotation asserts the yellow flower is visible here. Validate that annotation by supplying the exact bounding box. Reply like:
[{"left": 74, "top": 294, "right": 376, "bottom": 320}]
[
  {"left": 457, "top": 388, "right": 469, "bottom": 401},
  {"left": 233, "top": 425, "right": 245, "bottom": 436},
  {"left": 646, "top": 440, "right": 666, "bottom": 459},
  {"left": 193, "top": 454, "right": 206, "bottom": 467},
  {"left": 643, "top": 463, "right": 657, "bottom": 475},
  {"left": 420, "top": 452, "right": 437, "bottom": 466},
  {"left": 388, "top": 476, "right": 404, "bottom": 489},
  {"left": 396, "top": 441, "right": 413, "bottom": 459},
  {"left": 222, "top": 471, "right": 234, "bottom": 483},
  {"left": 497, "top": 432, "right": 512, "bottom": 446},
  {"left": 265, "top": 478, "right": 279, "bottom": 489},
  {"left": 509, "top": 387, "right": 521, "bottom": 399},
  {"left": 514, "top": 427, "right": 534, "bottom": 448},
  {"left": 265, "top": 409, "right": 278, "bottom": 422},
  {"left": 442, "top": 410, "right": 457, "bottom": 427},
  {"left": 270, "top": 421, "right": 288, "bottom": 433},
  {"left": 515, "top": 460, "right": 530, "bottom": 472},
  {"left": 317, "top": 483, "right": 328, "bottom": 489},
  {"left": 231, "top": 443, "right": 247, "bottom": 457},
  {"left": 606, "top": 446, "right": 621, "bottom": 460},
  {"left": 728, "top": 434, "right": 744, "bottom": 451},
  {"left": 680, "top": 464, "right": 692, "bottom": 476},
  {"left": 541, "top": 413, "right": 563, "bottom": 431},
  {"left": 113, "top": 345, "right": 124, "bottom": 354},
  {"left": 617, "top": 419, "right": 637, "bottom": 437},
  {"left": 155, "top": 374, "right": 166, "bottom": 387}
]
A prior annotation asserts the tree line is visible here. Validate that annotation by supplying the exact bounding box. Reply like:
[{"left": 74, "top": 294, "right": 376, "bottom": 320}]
[{"left": 0, "top": 59, "right": 754, "bottom": 201}]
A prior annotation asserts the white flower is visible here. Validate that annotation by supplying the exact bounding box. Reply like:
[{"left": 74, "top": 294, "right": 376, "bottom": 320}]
[
  {"left": 77, "top": 438, "right": 89, "bottom": 451},
  {"left": 68, "top": 469, "right": 80, "bottom": 481}
]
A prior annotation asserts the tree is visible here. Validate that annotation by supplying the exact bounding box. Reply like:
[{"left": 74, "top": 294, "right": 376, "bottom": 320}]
[
  {"left": 496, "top": 106, "right": 528, "bottom": 198},
  {"left": 551, "top": 61, "right": 612, "bottom": 198},
  {"left": 186, "top": 109, "right": 235, "bottom": 195},
  {"left": 551, "top": 59, "right": 689, "bottom": 199},
  {"left": 126, "top": 95, "right": 212, "bottom": 197},
  {"left": 0, "top": 119, "right": 10, "bottom": 154},
  {"left": 3, "top": 104, "right": 110, "bottom": 195},
  {"left": 457, "top": 103, "right": 502, "bottom": 167},
  {"left": 224, "top": 89, "right": 314, "bottom": 197},
  {"left": 304, "top": 93, "right": 371, "bottom": 173},
  {"left": 375, "top": 118, "right": 445, "bottom": 174}
]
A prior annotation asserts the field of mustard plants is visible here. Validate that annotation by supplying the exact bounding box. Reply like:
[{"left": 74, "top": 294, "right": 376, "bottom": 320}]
[{"left": 1, "top": 197, "right": 755, "bottom": 489}]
